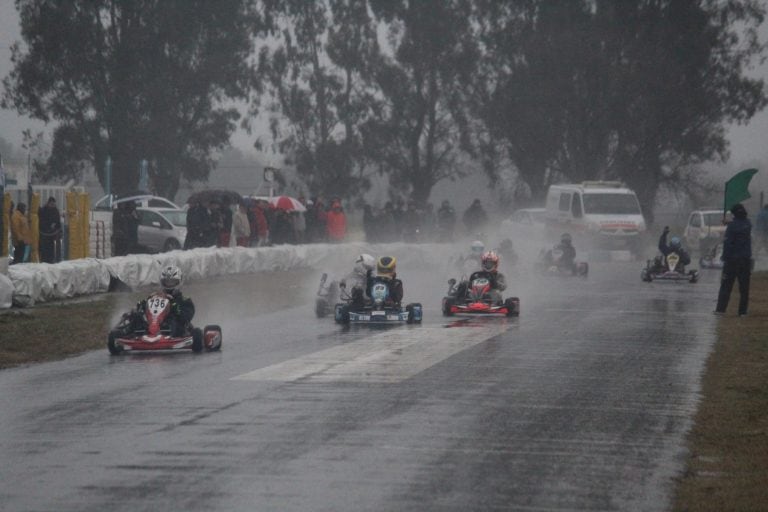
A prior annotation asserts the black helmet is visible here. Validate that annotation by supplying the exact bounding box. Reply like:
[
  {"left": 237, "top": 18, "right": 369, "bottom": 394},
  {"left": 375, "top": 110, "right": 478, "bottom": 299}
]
[{"left": 561, "top": 233, "right": 572, "bottom": 245}]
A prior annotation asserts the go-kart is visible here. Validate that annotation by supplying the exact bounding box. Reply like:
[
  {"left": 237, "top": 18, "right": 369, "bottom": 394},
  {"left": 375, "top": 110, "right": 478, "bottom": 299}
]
[
  {"left": 334, "top": 277, "right": 422, "bottom": 325},
  {"left": 641, "top": 252, "right": 698, "bottom": 283},
  {"left": 535, "top": 248, "right": 589, "bottom": 277},
  {"left": 442, "top": 275, "right": 520, "bottom": 317},
  {"left": 699, "top": 243, "right": 724, "bottom": 270},
  {"left": 315, "top": 273, "right": 340, "bottom": 318},
  {"left": 107, "top": 292, "right": 222, "bottom": 354}
]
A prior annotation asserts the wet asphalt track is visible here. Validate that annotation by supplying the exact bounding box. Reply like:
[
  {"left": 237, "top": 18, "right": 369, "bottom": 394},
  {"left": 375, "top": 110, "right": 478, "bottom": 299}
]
[{"left": 0, "top": 259, "right": 722, "bottom": 512}]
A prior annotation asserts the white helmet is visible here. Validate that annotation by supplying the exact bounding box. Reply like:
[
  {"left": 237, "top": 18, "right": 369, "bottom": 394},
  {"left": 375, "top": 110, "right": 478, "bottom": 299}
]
[
  {"left": 470, "top": 240, "right": 485, "bottom": 254},
  {"left": 160, "top": 265, "right": 182, "bottom": 293},
  {"left": 354, "top": 253, "right": 376, "bottom": 276}
]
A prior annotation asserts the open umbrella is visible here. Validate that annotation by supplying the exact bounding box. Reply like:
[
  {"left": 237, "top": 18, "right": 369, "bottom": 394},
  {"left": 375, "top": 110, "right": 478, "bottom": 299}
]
[
  {"left": 186, "top": 189, "right": 243, "bottom": 206},
  {"left": 269, "top": 195, "right": 307, "bottom": 212}
]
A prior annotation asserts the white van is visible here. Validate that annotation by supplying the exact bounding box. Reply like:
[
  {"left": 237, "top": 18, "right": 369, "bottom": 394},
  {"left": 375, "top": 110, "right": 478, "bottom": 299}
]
[{"left": 544, "top": 181, "right": 646, "bottom": 250}]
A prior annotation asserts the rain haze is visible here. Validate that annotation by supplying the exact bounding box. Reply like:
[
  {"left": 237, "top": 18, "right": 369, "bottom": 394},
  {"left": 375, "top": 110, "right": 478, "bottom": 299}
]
[{"left": 0, "top": 3, "right": 766, "bottom": 511}]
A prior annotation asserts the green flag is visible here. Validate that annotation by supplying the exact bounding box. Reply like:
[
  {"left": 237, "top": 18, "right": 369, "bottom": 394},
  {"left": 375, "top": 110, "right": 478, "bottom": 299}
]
[{"left": 724, "top": 168, "right": 758, "bottom": 213}]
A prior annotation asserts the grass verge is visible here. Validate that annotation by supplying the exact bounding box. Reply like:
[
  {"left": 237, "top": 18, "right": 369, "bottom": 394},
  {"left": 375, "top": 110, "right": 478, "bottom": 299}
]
[
  {"left": 672, "top": 272, "right": 768, "bottom": 511},
  {"left": 0, "top": 294, "right": 130, "bottom": 369}
]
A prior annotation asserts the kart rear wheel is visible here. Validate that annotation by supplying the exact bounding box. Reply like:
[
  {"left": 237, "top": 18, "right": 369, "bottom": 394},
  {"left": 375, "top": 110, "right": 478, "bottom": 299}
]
[
  {"left": 315, "top": 298, "right": 329, "bottom": 318},
  {"left": 335, "top": 304, "right": 350, "bottom": 325},
  {"left": 641, "top": 268, "right": 652, "bottom": 282},
  {"left": 504, "top": 297, "right": 520, "bottom": 317},
  {"left": 191, "top": 327, "right": 204, "bottom": 353},
  {"left": 578, "top": 262, "right": 589, "bottom": 278},
  {"left": 442, "top": 297, "right": 455, "bottom": 317},
  {"left": 203, "top": 324, "right": 222, "bottom": 351},
  {"left": 107, "top": 330, "right": 124, "bottom": 355},
  {"left": 406, "top": 303, "right": 422, "bottom": 324}
]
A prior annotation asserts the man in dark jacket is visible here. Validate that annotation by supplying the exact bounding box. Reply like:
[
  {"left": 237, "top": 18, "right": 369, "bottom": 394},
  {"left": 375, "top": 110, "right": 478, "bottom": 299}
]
[
  {"left": 38, "top": 197, "right": 62, "bottom": 263},
  {"left": 715, "top": 203, "right": 752, "bottom": 316}
]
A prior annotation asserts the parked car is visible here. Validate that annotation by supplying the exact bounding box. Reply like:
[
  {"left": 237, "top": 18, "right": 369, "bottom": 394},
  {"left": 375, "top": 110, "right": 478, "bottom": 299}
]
[
  {"left": 136, "top": 208, "right": 187, "bottom": 252},
  {"left": 91, "top": 194, "right": 180, "bottom": 223},
  {"left": 683, "top": 208, "right": 729, "bottom": 253}
]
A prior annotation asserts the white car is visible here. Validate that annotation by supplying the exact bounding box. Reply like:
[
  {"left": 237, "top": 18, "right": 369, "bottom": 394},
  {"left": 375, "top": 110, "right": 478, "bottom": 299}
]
[
  {"left": 684, "top": 209, "right": 729, "bottom": 252},
  {"left": 91, "top": 194, "right": 180, "bottom": 224},
  {"left": 136, "top": 208, "right": 187, "bottom": 252}
]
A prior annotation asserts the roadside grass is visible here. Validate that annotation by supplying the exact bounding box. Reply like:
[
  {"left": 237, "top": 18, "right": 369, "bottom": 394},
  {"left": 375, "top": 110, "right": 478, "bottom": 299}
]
[
  {"left": 0, "top": 294, "right": 132, "bottom": 369},
  {"left": 672, "top": 271, "right": 768, "bottom": 511}
]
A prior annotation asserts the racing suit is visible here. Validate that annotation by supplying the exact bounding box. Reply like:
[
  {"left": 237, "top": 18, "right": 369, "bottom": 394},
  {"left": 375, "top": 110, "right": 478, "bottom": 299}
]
[
  {"left": 546, "top": 242, "right": 577, "bottom": 274},
  {"left": 136, "top": 289, "right": 196, "bottom": 336},
  {"left": 657, "top": 230, "right": 691, "bottom": 269},
  {"left": 366, "top": 271, "right": 404, "bottom": 306},
  {"left": 457, "top": 270, "right": 507, "bottom": 304},
  {"left": 341, "top": 270, "right": 369, "bottom": 309}
]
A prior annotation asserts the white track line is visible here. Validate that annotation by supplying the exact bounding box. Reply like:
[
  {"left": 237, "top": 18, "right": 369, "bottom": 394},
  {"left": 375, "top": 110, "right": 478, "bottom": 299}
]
[{"left": 232, "top": 324, "right": 510, "bottom": 384}]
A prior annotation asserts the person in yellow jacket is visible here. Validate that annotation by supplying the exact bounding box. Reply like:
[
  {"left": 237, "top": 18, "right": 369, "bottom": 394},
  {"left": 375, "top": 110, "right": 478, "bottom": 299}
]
[{"left": 11, "top": 202, "right": 32, "bottom": 264}]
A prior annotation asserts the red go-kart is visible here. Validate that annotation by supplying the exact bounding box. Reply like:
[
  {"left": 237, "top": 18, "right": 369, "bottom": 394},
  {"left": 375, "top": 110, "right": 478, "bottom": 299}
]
[
  {"left": 108, "top": 292, "right": 222, "bottom": 355},
  {"left": 442, "top": 276, "right": 520, "bottom": 317}
]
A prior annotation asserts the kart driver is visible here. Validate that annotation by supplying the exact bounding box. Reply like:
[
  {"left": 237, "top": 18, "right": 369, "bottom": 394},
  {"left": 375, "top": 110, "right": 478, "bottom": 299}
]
[
  {"left": 456, "top": 250, "right": 507, "bottom": 304},
  {"left": 457, "top": 240, "right": 485, "bottom": 272},
  {"left": 367, "top": 256, "right": 404, "bottom": 305},
  {"left": 656, "top": 226, "right": 691, "bottom": 269},
  {"left": 135, "top": 265, "right": 195, "bottom": 336},
  {"left": 340, "top": 253, "right": 376, "bottom": 308},
  {"left": 546, "top": 233, "right": 577, "bottom": 274}
]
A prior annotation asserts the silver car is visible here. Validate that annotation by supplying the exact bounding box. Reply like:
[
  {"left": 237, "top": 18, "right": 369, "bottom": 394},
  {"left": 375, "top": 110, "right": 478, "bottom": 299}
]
[{"left": 136, "top": 208, "right": 187, "bottom": 252}]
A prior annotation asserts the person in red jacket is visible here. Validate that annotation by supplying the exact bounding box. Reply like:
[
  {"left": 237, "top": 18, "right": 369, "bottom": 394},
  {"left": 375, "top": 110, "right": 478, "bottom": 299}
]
[
  {"left": 248, "top": 199, "right": 269, "bottom": 246},
  {"left": 326, "top": 198, "right": 347, "bottom": 242}
]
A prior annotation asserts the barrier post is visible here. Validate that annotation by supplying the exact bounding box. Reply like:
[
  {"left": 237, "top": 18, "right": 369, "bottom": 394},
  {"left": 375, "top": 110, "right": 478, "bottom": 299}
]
[
  {"left": 1, "top": 192, "right": 9, "bottom": 257},
  {"left": 66, "top": 191, "right": 81, "bottom": 259},
  {"left": 30, "top": 192, "right": 40, "bottom": 263},
  {"left": 79, "top": 192, "right": 89, "bottom": 257}
]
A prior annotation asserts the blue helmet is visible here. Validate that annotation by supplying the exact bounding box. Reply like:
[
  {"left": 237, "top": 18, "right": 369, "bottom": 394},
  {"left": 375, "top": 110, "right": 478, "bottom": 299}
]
[{"left": 670, "top": 236, "right": 681, "bottom": 250}]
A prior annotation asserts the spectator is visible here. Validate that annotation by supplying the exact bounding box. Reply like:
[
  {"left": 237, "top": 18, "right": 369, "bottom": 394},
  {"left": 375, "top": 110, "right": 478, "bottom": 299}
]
[
  {"left": 271, "top": 208, "right": 293, "bottom": 244},
  {"left": 326, "top": 198, "right": 347, "bottom": 242},
  {"left": 422, "top": 202, "right": 437, "bottom": 241},
  {"left": 380, "top": 202, "right": 397, "bottom": 242},
  {"left": 219, "top": 197, "right": 233, "bottom": 247},
  {"left": 112, "top": 202, "right": 138, "bottom": 256},
  {"left": 715, "top": 203, "right": 752, "bottom": 316},
  {"left": 313, "top": 196, "right": 328, "bottom": 242},
  {"left": 10, "top": 202, "right": 31, "bottom": 264},
  {"left": 292, "top": 210, "right": 306, "bottom": 244},
  {"left": 38, "top": 197, "right": 62, "bottom": 263},
  {"left": 184, "top": 198, "right": 210, "bottom": 249},
  {"left": 362, "top": 204, "right": 376, "bottom": 242},
  {"left": 437, "top": 199, "right": 456, "bottom": 242},
  {"left": 123, "top": 202, "right": 140, "bottom": 254},
  {"left": 233, "top": 202, "right": 251, "bottom": 247},
  {"left": 463, "top": 198, "right": 488, "bottom": 235},
  {"left": 248, "top": 199, "right": 269, "bottom": 246},
  {"left": 207, "top": 199, "right": 223, "bottom": 247}
]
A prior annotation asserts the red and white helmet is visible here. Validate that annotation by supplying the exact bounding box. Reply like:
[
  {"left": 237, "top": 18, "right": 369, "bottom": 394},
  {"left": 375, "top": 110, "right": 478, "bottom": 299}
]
[{"left": 481, "top": 251, "right": 499, "bottom": 272}]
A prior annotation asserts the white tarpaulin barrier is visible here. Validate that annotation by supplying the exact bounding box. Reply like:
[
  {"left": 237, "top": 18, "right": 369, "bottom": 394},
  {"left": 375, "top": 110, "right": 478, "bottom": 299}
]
[{"left": 4, "top": 242, "right": 451, "bottom": 308}]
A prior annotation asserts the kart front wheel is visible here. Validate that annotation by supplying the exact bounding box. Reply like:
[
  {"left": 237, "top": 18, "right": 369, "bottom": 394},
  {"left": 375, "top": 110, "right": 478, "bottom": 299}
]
[
  {"left": 192, "top": 327, "right": 204, "bottom": 353},
  {"left": 315, "top": 298, "right": 329, "bottom": 318},
  {"left": 442, "top": 297, "right": 455, "bottom": 317},
  {"left": 203, "top": 324, "right": 223, "bottom": 352},
  {"left": 504, "top": 297, "right": 520, "bottom": 317},
  {"left": 107, "top": 330, "right": 124, "bottom": 355}
]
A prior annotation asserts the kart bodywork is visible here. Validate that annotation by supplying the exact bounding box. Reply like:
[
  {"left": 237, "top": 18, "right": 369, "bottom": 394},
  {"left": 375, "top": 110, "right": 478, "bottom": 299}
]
[
  {"left": 641, "top": 253, "right": 699, "bottom": 283},
  {"left": 535, "top": 248, "right": 589, "bottom": 278},
  {"left": 108, "top": 292, "right": 222, "bottom": 354},
  {"left": 334, "top": 279, "right": 422, "bottom": 325},
  {"left": 442, "top": 277, "right": 520, "bottom": 317}
]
